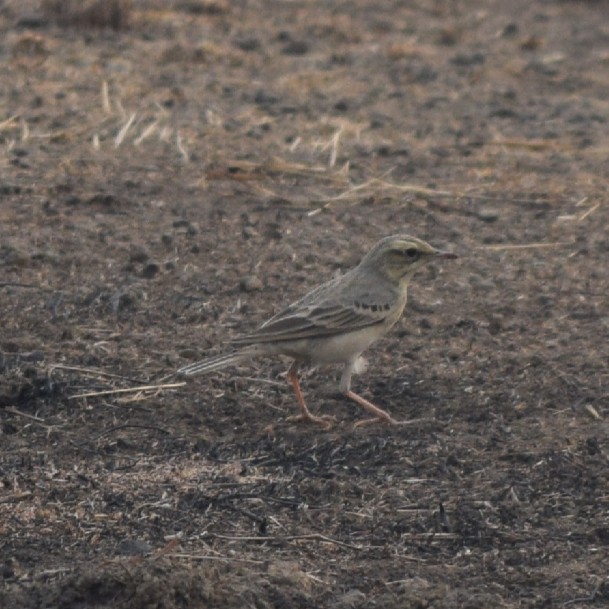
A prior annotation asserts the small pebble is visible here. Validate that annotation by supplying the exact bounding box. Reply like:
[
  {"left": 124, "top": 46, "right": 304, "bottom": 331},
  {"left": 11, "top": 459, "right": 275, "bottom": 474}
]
[
  {"left": 234, "top": 36, "right": 261, "bottom": 52},
  {"left": 281, "top": 39, "right": 309, "bottom": 55},
  {"left": 172, "top": 219, "right": 199, "bottom": 235},
  {"left": 240, "top": 275, "right": 263, "bottom": 292},
  {"left": 419, "top": 318, "right": 432, "bottom": 330},
  {"left": 116, "top": 539, "right": 152, "bottom": 557},
  {"left": 242, "top": 226, "right": 257, "bottom": 239},
  {"left": 477, "top": 207, "right": 500, "bottom": 223},
  {"left": 129, "top": 245, "right": 149, "bottom": 263},
  {"left": 142, "top": 261, "right": 160, "bottom": 278}
]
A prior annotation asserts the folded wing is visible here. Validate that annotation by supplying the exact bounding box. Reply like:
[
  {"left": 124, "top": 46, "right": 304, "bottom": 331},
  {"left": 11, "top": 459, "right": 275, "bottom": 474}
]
[{"left": 231, "top": 303, "right": 386, "bottom": 345}]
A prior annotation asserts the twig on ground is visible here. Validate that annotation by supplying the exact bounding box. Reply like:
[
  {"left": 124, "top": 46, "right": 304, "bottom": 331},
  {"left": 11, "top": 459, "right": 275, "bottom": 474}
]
[
  {"left": 476, "top": 242, "right": 572, "bottom": 251},
  {"left": 206, "top": 532, "right": 362, "bottom": 550},
  {"left": 69, "top": 382, "right": 185, "bottom": 399},
  {"left": 49, "top": 363, "right": 149, "bottom": 384},
  {"left": 5, "top": 407, "right": 46, "bottom": 423},
  {"left": 0, "top": 491, "right": 33, "bottom": 504},
  {"left": 578, "top": 202, "right": 600, "bottom": 222},
  {"left": 167, "top": 552, "right": 265, "bottom": 564},
  {"left": 0, "top": 282, "right": 50, "bottom": 290},
  {"left": 115, "top": 112, "right": 136, "bottom": 147}
]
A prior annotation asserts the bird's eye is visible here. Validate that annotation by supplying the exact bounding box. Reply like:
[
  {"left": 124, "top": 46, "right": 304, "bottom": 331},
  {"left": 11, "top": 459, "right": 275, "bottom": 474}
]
[{"left": 404, "top": 247, "right": 419, "bottom": 258}]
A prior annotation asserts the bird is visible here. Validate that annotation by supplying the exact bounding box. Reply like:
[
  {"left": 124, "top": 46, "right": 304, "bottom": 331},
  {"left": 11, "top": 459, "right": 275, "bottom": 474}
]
[{"left": 178, "top": 234, "right": 457, "bottom": 428}]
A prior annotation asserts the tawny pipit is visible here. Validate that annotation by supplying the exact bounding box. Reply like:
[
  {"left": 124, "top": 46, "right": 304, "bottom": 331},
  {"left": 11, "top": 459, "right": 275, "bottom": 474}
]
[{"left": 178, "top": 234, "right": 456, "bottom": 427}]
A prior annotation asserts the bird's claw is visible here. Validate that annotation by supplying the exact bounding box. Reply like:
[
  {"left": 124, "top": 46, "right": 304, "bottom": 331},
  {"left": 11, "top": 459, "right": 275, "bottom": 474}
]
[
  {"left": 353, "top": 414, "right": 402, "bottom": 429},
  {"left": 286, "top": 412, "right": 336, "bottom": 429}
]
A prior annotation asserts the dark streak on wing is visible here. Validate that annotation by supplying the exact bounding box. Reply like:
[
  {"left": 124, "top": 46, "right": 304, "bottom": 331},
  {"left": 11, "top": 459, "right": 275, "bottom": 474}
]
[{"left": 230, "top": 305, "right": 386, "bottom": 345}]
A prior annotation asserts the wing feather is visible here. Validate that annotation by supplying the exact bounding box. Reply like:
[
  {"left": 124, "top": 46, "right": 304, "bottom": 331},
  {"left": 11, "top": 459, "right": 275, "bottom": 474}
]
[
  {"left": 230, "top": 270, "right": 394, "bottom": 346},
  {"left": 231, "top": 304, "right": 385, "bottom": 345}
]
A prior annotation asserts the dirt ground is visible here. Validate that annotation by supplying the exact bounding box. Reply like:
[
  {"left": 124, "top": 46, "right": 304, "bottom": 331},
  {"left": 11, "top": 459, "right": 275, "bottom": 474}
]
[{"left": 1, "top": 0, "right": 608, "bottom": 607}]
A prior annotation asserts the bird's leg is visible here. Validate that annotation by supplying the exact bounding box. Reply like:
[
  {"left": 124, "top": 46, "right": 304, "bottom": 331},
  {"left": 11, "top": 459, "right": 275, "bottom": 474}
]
[
  {"left": 285, "top": 362, "right": 335, "bottom": 427},
  {"left": 346, "top": 390, "right": 401, "bottom": 428},
  {"left": 340, "top": 363, "right": 400, "bottom": 428}
]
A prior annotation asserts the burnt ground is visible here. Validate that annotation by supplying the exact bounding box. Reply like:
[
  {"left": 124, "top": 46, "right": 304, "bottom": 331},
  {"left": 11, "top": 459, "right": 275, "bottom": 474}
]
[{"left": 1, "top": 0, "right": 609, "bottom": 607}]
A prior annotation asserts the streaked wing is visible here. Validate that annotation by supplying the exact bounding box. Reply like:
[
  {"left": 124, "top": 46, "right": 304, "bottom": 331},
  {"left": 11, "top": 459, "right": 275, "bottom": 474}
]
[{"left": 231, "top": 303, "right": 385, "bottom": 345}]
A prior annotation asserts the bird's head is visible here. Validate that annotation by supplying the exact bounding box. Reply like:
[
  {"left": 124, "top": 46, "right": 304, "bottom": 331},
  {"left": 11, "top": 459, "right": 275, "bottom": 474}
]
[{"left": 359, "top": 234, "right": 457, "bottom": 285}]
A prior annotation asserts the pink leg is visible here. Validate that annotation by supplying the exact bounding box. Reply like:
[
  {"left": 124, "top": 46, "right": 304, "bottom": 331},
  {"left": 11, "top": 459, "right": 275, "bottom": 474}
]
[
  {"left": 286, "top": 363, "right": 335, "bottom": 427},
  {"left": 345, "top": 390, "right": 401, "bottom": 428}
]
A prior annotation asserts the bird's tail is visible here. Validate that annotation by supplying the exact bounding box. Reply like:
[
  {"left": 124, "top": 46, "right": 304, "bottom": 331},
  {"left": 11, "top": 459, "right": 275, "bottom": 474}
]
[{"left": 177, "top": 349, "right": 253, "bottom": 377}]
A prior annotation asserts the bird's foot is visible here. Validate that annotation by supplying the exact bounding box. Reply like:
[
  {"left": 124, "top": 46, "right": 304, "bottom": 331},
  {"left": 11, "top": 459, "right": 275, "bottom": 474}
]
[
  {"left": 353, "top": 414, "right": 433, "bottom": 429},
  {"left": 344, "top": 389, "right": 401, "bottom": 429},
  {"left": 353, "top": 412, "right": 402, "bottom": 429},
  {"left": 286, "top": 411, "right": 336, "bottom": 429}
]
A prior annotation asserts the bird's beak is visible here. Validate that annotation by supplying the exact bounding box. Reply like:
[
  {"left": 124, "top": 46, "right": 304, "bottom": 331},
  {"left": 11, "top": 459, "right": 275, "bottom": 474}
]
[{"left": 434, "top": 249, "right": 458, "bottom": 259}]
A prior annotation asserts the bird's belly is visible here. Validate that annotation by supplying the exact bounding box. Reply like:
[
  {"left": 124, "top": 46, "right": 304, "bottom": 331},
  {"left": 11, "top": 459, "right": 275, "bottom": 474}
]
[{"left": 277, "top": 325, "right": 386, "bottom": 365}]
